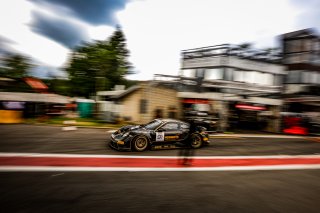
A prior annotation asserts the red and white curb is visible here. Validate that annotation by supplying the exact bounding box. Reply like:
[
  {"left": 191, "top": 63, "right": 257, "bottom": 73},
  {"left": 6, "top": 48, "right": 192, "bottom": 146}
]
[{"left": 1, "top": 153, "right": 320, "bottom": 172}]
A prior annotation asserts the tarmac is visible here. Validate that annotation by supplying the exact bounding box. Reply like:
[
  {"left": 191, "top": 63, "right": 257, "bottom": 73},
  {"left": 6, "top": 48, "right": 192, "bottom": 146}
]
[{"left": 22, "top": 122, "right": 318, "bottom": 139}]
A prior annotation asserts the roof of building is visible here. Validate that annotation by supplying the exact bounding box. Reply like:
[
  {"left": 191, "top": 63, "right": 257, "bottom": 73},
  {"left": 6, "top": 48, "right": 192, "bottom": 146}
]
[
  {"left": 23, "top": 77, "right": 48, "bottom": 90},
  {"left": 97, "top": 85, "right": 141, "bottom": 100},
  {"left": 281, "top": 28, "right": 318, "bottom": 39},
  {"left": 0, "top": 92, "right": 70, "bottom": 103}
]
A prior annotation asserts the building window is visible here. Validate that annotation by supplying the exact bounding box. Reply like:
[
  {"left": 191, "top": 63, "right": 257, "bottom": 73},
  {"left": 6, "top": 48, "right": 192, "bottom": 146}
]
[
  {"left": 274, "top": 75, "right": 283, "bottom": 86},
  {"left": 168, "top": 106, "right": 177, "bottom": 119},
  {"left": 261, "top": 73, "right": 273, "bottom": 85},
  {"left": 204, "top": 68, "right": 223, "bottom": 80},
  {"left": 284, "top": 40, "right": 290, "bottom": 54},
  {"left": 302, "top": 71, "right": 319, "bottom": 84},
  {"left": 302, "top": 39, "right": 312, "bottom": 52},
  {"left": 313, "top": 40, "right": 320, "bottom": 51},
  {"left": 196, "top": 69, "right": 205, "bottom": 78},
  {"left": 286, "top": 71, "right": 301, "bottom": 83},
  {"left": 181, "top": 69, "right": 196, "bottom": 78},
  {"left": 140, "top": 99, "right": 148, "bottom": 114},
  {"left": 223, "top": 68, "right": 234, "bottom": 81},
  {"left": 310, "top": 72, "right": 319, "bottom": 84},
  {"left": 291, "top": 39, "right": 301, "bottom": 52},
  {"left": 245, "top": 71, "right": 256, "bottom": 84},
  {"left": 234, "top": 70, "right": 245, "bottom": 82},
  {"left": 154, "top": 108, "right": 163, "bottom": 118},
  {"left": 302, "top": 71, "right": 311, "bottom": 83}
]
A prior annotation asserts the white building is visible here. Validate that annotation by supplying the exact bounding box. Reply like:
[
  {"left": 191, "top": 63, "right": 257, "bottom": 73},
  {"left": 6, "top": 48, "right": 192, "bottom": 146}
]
[{"left": 155, "top": 44, "right": 286, "bottom": 132}]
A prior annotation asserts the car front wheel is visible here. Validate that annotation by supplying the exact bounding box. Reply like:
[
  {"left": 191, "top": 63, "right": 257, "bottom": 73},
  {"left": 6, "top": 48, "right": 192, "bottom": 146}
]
[{"left": 132, "top": 135, "right": 149, "bottom": 152}]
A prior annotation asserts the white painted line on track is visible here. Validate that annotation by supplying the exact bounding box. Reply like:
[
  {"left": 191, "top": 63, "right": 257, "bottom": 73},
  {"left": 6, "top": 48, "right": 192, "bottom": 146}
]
[
  {"left": 210, "top": 134, "right": 304, "bottom": 139},
  {"left": 1, "top": 152, "right": 320, "bottom": 159},
  {"left": 1, "top": 165, "right": 320, "bottom": 172}
]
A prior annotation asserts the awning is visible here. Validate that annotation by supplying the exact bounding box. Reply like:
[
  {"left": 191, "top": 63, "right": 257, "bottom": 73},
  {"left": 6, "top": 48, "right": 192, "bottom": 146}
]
[
  {"left": 182, "top": 99, "right": 209, "bottom": 104},
  {"left": 235, "top": 104, "right": 266, "bottom": 111},
  {"left": 0, "top": 92, "right": 70, "bottom": 104}
]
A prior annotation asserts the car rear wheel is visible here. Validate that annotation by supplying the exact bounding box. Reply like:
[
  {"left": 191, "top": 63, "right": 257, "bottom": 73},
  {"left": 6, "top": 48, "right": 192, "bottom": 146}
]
[
  {"left": 132, "top": 135, "right": 149, "bottom": 152},
  {"left": 190, "top": 133, "right": 203, "bottom": 149}
]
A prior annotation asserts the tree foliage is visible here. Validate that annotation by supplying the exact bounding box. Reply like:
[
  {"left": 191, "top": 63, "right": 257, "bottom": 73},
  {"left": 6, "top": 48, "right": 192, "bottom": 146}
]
[
  {"left": 0, "top": 53, "right": 33, "bottom": 78},
  {"left": 66, "top": 27, "right": 133, "bottom": 98},
  {"left": 43, "top": 78, "right": 72, "bottom": 97}
]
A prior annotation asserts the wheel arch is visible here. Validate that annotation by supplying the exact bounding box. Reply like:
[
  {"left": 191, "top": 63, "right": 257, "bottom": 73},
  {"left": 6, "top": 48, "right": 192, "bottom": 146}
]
[{"left": 131, "top": 134, "right": 151, "bottom": 151}]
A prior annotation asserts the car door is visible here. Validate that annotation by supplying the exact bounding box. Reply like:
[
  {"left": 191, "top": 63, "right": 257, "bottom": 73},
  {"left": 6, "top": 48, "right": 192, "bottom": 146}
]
[
  {"left": 180, "top": 122, "right": 190, "bottom": 141},
  {"left": 155, "top": 122, "right": 182, "bottom": 142}
]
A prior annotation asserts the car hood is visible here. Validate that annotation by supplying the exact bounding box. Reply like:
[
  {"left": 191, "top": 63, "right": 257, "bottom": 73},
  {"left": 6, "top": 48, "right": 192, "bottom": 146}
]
[
  {"left": 119, "top": 125, "right": 143, "bottom": 132},
  {"left": 117, "top": 125, "right": 151, "bottom": 135}
]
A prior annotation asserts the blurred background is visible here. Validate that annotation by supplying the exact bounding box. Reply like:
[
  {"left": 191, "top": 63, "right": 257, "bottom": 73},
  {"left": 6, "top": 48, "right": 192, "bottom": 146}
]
[{"left": 0, "top": 0, "right": 319, "bottom": 135}]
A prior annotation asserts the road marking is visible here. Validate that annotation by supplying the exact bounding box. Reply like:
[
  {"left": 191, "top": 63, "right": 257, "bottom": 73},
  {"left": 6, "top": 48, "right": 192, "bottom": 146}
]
[
  {"left": 51, "top": 173, "right": 64, "bottom": 177},
  {"left": 1, "top": 153, "right": 320, "bottom": 172},
  {"left": 1, "top": 152, "right": 320, "bottom": 159},
  {"left": 210, "top": 134, "right": 304, "bottom": 139},
  {"left": 1, "top": 165, "right": 320, "bottom": 172},
  {"left": 209, "top": 135, "right": 244, "bottom": 139}
]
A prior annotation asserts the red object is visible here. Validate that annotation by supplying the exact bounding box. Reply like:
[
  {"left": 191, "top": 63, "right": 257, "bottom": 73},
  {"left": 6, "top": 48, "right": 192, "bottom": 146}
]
[
  {"left": 23, "top": 77, "right": 48, "bottom": 92},
  {"left": 282, "top": 116, "right": 308, "bottom": 135},
  {"left": 1, "top": 156, "right": 320, "bottom": 168},
  {"left": 183, "top": 99, "right": 209, "bottom": 104},
  {"left": 283, "top": 126, "right": 308, "bottom": 135},
  {"left": 235, "top": 104, "right": 266, "bottom": 111}
]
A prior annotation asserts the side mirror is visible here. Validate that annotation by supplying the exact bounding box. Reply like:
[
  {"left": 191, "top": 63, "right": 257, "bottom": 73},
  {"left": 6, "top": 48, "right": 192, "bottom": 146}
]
[
  {"left": 196, "top": 126, "right": 207, "bottom": 132},
  {"left": 157, "top": 128, "right": 165, "bottom": 132}
]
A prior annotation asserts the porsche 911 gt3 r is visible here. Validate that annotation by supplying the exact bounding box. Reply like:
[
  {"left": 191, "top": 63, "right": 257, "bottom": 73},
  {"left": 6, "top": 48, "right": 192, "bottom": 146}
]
[{"left": 109, "top": 118, "right": 209, "bottom": 151}]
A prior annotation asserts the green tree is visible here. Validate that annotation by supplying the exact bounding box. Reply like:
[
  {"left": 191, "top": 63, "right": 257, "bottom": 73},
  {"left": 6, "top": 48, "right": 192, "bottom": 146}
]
[
  {"left": 43, "top": 78, "right": 72, "bottom": 96},
  {"left": 66, "top": 27, "right": 133, "bottom": 98},
  {"left": 1, "top": 53, "right": 33, "bottom": 78}
]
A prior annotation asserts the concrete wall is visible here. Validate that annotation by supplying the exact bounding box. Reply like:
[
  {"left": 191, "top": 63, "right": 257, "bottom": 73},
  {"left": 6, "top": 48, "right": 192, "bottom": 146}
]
[
  {"left": 121, "top": 89, "right": 142, "bottom": 123},
  {"left": 140, "top": 83, "right": 182, "bottom": 123},
  {"left": 121, "top": 83, "right": 181, "bottom": 124}
]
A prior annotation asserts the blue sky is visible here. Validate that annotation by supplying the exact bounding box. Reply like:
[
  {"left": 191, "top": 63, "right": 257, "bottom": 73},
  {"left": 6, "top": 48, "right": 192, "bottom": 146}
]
[{"left": 0, "top": 0, "right": 319, "bottom": 80}]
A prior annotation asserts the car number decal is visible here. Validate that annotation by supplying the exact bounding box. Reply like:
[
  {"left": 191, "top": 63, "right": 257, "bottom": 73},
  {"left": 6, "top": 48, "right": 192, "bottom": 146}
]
[{"left": 156, "top": 132, "right": 165, "bottom": 141}]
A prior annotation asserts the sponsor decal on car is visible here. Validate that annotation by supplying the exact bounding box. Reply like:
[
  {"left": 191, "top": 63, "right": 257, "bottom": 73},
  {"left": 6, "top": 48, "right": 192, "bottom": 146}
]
[{"left": 165, "top": 136, "right": 179, "bottom": 140}]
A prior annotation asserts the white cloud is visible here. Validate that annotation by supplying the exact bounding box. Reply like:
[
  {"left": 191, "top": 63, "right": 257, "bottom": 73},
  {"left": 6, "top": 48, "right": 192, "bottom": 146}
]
[
  {"left": 0, "top": 0, "right": 69, "bottom": 67},
  {"left": 87, "top": 25, "right": 114, "bottom": 41},
  {"left": 118, "top": 0, "right": 301, "bottom": 80},
  {"left": 0, "top": 0, "right": 116, "bottom": 76},
  {"left": 0, "top": 0, "right": 311, "bottom": 81}
]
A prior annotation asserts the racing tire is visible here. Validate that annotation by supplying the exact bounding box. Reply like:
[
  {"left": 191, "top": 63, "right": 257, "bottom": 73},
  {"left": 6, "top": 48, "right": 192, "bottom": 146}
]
[
  {"left": 132, "top": 135, "right": 149, "bottom": 152},
  {"left": 190, "top": 133, "right": 203, "bottom": 149}
]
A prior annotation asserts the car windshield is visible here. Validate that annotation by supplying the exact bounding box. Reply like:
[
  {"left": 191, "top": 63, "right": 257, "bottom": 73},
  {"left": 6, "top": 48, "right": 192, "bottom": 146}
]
[{"left": 143, "top": 120, "right": 162, "bottom": 130}]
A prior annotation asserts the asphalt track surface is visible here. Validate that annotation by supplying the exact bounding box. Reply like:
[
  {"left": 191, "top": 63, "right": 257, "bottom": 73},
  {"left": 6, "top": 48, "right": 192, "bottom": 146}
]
[
  {"left": 1, "top": 124, "right": 320, "bottom": 156},
  {"left": 1, "top": 170, "right": 320, "bottom": 213},
  {"left": 1, "top": 124, "right": 320, "bottom": 212}
]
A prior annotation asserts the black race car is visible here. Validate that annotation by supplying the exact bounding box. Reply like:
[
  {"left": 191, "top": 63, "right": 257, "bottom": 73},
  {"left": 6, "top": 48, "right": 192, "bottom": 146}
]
[{"left": 109, "top": 118, "right": 210, "bottom": 151}]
